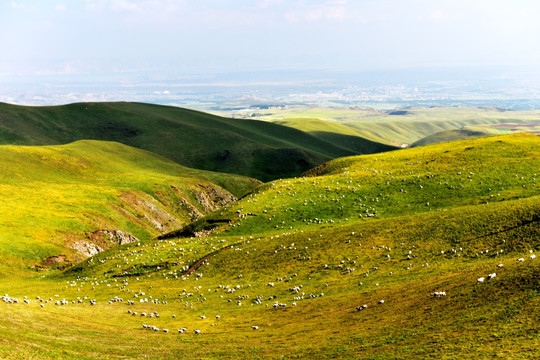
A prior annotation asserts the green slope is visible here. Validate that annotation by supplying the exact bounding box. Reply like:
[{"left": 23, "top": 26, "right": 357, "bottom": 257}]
[
  {"left": 0, "top": 102, "right": 396, "bottom": 181},
  {"left": 262, "top": 106, "right": 540, "bottom": 146},
  {"left": 0, "top": 133, "right": 538, "bottom": 359},
  {"left": 0, "top": 140, "right": 258, "bottom": 276},
  {"left": 410, "top": 129, "right": 488, "bottom": 147},
  {"left": 180, "top": 133, "right": 539, "bottom": 237}
]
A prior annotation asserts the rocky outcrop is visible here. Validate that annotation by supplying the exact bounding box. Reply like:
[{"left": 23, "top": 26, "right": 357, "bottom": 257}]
[
  {"left": 193, "top": 185, "right": 237, "bottom": 213},
  {"left": 70, "top": 184, "right": 236, "bottom": 258},
  {"left": 118, "top": 191, "right": 182, "bottom": 233},
  {"left": 72, "top": 240, "right": 104, "bottom": 257},
  {"left": 71, "top": 230, "right": 139, "bottom": 257},
  {"left": 88, "top": 229, "right": 139, "bottom": 246}
]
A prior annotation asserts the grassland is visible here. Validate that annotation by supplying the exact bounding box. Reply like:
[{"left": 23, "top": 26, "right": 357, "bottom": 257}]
[
  {"left": 0, "top": 133, "right": 538, "bottom": 359},
  {"left": 242, "top": 106, "right": 540, "bottom": 146},
  {"left": 0, "top": 102, "right": 396, "bottom": 182},
  {"left": 0, "top": 140, "right": 258, "bottom": 277}
]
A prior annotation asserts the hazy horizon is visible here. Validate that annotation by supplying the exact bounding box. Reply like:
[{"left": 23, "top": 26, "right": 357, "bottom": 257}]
[{"left": 1, "top": 0, "right": 539, "bottom": 107}]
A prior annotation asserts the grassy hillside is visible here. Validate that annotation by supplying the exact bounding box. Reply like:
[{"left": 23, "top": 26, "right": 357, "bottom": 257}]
[
  {"left": 0, "top": 140, "right": 258, "bottom": 277},
  {"left": 256, "top": 106, "right": 540, "bottom": 146},
  {"left": 0, "top": 133, "right": 538, "bottom": 359},
  {"left": 181, "top": 133, "right": 539, "bottom": 237},
  {"left": 0, "top": 102, "right": 396, "bottom": 181},
  {"left": 410, "top": 129, "right": 488, "bottom": 147},
  {"left": 272, "top": 118, "right": 395, "bottom": 151}
]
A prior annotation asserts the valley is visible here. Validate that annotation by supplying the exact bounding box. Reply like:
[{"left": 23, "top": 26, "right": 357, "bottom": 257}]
[{"left": 0, "top": 103, "right": 537, "bottom": 359}]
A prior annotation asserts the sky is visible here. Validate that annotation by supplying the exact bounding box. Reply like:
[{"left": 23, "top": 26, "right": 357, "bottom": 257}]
[{"left": 1, "top": 0, "right": 540, "bottom": 78}]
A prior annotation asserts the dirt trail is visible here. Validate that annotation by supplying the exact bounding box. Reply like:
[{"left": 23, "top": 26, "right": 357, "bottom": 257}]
[{"left": 184, "top": 244, "right": 235, "bottom": 276}]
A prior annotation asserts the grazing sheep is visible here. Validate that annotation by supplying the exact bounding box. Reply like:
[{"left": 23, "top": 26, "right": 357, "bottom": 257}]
[
  {"left": 252, "top": 325, "right": 259, "bottom": 330},
  {"left": 356, "top": 304, "right": 368, "bottom": 311},
  {"left": 487, "top": 273, "right": 496, "bottom": 280},
  {"left": 531, "top": 254, "right": 536, "bottom": 260},
  {"left": 194, "top": 329, "right": 201, "bottom": 335},
  {"left": 477, "top": 277, "right": 485, "bottom": 283},
  {"left": 378, "top": 300, "right": 385, "bottom": 304},
  {"left": 517, "top": 258, "right": 525, "bottom": 262}
]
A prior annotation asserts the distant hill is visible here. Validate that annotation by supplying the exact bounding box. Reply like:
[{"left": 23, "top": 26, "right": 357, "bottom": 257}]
[
  {"left": 410, "top": 129, "right": 488, "bottom": 147},
  {"left": 259, "top": 106, "right": 540, "bottom": 146},
  {"left": 0, "top": 102, "right": 396, "bottom": 181}
]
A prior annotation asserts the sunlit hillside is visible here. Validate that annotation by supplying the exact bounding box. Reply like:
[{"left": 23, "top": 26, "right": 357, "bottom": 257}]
[
  {"left": 0, "top": 140, "right": 258, "bottom": 277},
  {"left": 0, "top": 133, "right": 538, "bottom": 359}
]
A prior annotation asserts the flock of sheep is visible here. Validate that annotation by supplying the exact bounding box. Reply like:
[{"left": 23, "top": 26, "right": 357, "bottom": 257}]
[{"left": 1, "top": 142, "right": 538, "bottom": 341}]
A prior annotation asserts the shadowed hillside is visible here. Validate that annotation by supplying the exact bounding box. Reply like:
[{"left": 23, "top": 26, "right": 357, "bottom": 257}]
[{"left": 0, "top": 102, "right": 397, "bottom": 181}]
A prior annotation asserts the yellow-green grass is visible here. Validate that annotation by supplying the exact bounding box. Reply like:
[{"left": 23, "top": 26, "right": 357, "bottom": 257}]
[
  {"left": 0, "top": 140, "right": 258, "bottom": 277},
  {"left": 0, "top": 133, "right": 538, "bottom": 359},
  {"left": 1, "top": 195, "right": 538, "bottom": 359},
  {"left": 180, "top": 133, "right": 539, "bottom": 238},
  {"left": 259, "top": 106, "right": 540, "bottom": 146}
]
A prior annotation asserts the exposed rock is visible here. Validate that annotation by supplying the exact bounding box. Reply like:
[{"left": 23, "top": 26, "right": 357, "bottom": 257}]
[
  {"left": 72, "top": 240, "right": 104, "bottom": 257},
  {"left": 71, "top": 230, "right": 139, "bottom": 257},
  {"left": 193, "top": 185, "right": 237, "bottom": 213},
  {"left": 179, "top": 198, "right": 204, "bottom": 221},
  {"left": 118, "top": 191, "right": 181, "bottom": 233},
  {"left": 88, "top": 229, "right": 139, "bottom": 246}
]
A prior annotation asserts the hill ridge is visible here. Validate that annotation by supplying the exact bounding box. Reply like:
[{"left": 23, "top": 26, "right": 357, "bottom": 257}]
[{"left": 0, "top": 101, "right": 397, "bottom": 181}]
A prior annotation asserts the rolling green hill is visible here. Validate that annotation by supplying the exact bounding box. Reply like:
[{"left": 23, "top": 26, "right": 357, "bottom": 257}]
[
  {"left": 0, "top": 140, "right": 258, "bottom": 277},
  {"left": 178, "top": 133, "right": 539, "bottom": 237},
  {"left": 410, "top": 129, "right": 488, "bottom": 147},
  {"left": 0, "top": 133, "right": 538, "bottom": 359},
  {"left": 0, "top": 102, "right": 396, "bottom": 182},
  {"left": 259, "top": 106, "right": 540, "bottom": 146}
]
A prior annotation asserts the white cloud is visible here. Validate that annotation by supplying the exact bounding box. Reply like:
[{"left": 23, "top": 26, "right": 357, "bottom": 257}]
[
  {"left": 85, "top": 0, "right": 139, "bottom": 12},
  {"left": 429, "top": 9, "right": 446, "bottom": 20},
  {"left": 10, "top": 2, "right": 24, "bottom": 9},
  {"left": 109, "top": 0, "right": 139, "bottom": 12},
  {"left": 326, "top": 6, "right": 346, "bottom": 21},
  {"left": 283, "top": 1, "right": 349, "bottom": 23},
  {"left": 259, "top": 0, "right": 283, "bottom": 8},
  {"left": 10, "top": 1, "right": 35, "bottom": 11}
]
